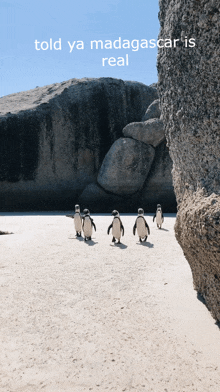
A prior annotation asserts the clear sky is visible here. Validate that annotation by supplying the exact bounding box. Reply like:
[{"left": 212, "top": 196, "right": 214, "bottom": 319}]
[{"left": 0, "top": 0, "right": 160, "bottom": 97}]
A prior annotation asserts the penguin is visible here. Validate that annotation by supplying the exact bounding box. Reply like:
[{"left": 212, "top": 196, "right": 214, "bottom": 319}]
[
  {"left": 153, "top": 204, "right": 164, "bottom": 229},
  {"left": 82, "top": 209, "right": 96, "bottom": 241},
  {"left": 66, "top": 204, "right": 82, "bottom": 237},
  {"left": 107, "top": 210, "right": 124, "bottom": 244},
  {"left": 133, "top": 208, "right": 150, "bottom": 242}
]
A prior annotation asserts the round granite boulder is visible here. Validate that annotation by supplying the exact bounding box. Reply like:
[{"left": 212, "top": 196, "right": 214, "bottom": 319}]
[
  {"left": 122, "top": 119, "right": 165, "bottom": 148},
  {"left": 97, "top": 138, "right": 155, "bottom": 195},
  {"left": 142, "top": 99, "right": 161, "bottom": 121}
]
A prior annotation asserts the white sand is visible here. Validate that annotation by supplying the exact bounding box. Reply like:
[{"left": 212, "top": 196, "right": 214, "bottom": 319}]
[{"left": 1, "top": 213, "right": 220, "bottom": 392}]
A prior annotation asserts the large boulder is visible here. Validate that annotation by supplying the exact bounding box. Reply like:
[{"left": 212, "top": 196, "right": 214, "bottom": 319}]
[
  {"left": 79, "top": 142, "right": 176, "bottom": 213},
  {"left": 142, "top": 99, "right": 161, "bottom": 121},
  {"left": 79, "top": 182, "right": 124, "bottom": 213},
  {"left": 122, "top": 119, "right": 165, "bottom": 147},
  {"left": 158, "top": 0, "right": 220, "bottom": 319},
  {"left": 140, "top": 141, "right": 176, "bottom": 212},
  {"left": 97, "top": 138, "right": 155, "bottom": 195},
  {"left": 0, "top": 77, "right": 158, "bottom": 211},
  {"left": 79, "top": 181, "right": 150, "bottom": 213}
]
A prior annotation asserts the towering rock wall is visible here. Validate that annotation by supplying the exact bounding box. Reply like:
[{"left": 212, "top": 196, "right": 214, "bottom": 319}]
[
  {"left": 158, "top": 0, "right": 220, "bottom": 320},
  {"left": 0, "top": 78, "right": 158, "bottom": 211}
]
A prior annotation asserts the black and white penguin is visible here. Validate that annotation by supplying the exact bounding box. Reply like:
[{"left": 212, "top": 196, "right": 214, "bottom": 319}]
[
  {"left": 82, "top": 209, "right": 96, "bottom": 241},
  {"left": 133, "top": 208, "right": 150, "bottom": 242},
  {"left": 107, "top": 210, "right": 124, "bottom": 244},
  {"left": 153, "top": 204, "right": 164, "bottom": 229},
  {"left": 66, "top": 204, "right": 82, "bottom": 237}
]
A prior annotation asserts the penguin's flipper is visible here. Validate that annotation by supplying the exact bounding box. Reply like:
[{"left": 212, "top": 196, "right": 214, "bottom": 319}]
[
  {"left": 145, "top": 222, "right": 150, "bottom": 235},
  {"left": 107, "top": 223, "right": 113, "bottom": 235},
  {"left": 82, "top": 217, "right": 85, "bottom": 228},
  {"left": 92, "top": 221, "right": 96, "bottom": 231},
  {"left": 133, "top": 222, "right": 137, "bottom": 235},
  {"left": 153, "top": 214, "right": 156, "bottom": 222},
  {"left": 121, "top": 222, "right": 125, "bottom": 236}
]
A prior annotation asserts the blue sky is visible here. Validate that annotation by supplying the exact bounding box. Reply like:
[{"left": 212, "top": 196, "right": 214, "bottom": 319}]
[{"left": 0, "top": 0, "right": 160, "bottom": 97}]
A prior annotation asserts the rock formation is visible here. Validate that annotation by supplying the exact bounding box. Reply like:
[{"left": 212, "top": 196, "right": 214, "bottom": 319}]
[
  {"left": 122, "top": 119, "right": 165, "bottom": 147},
  {"left": 158, "top": 0, "right": 220, "bottom": 319},
  {"left": 142, "top": 99, "right": 161, "bottom": 121},
  {"left": 80, "top": 95, "right": 176, "bottom": 213},
  {"left": 140, "top": 141, "right": 176, "bottom": 211},
  {"left": 0, "top": 77, "right": 157, "bottom": 211},
  {"left": 97, "top": 138, "right": 155, "bottom": 195}
]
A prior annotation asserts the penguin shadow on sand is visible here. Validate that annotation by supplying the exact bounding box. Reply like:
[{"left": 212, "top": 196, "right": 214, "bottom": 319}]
[
  {"left": 110, "top": 242, "right": 128, "bottom": 249},
  {"left": 83, "top": 238, "right": 98, "bottom": 246},
  {"left": 156, "top": 227, "right": 169, "bottom": 232},
  {"left": 136, "top": 241, "right": 154, "bottom": 248},
  {"left": 68, "top": 235, "right": 84, "bottom": 241}
]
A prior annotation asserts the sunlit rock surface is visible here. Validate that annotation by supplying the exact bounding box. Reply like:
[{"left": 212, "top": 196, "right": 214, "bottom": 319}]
[{"left": 158, "top": 0, "right": 220, "bottom": 320}]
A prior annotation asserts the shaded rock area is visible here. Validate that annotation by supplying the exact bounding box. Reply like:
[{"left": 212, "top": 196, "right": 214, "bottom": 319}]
[
  {"left": 0, "top": 77, "right": 158, "bottom": 211},
  {"left": 142, "top": 99, "right": 161, "bottom": 121},
  {"left": 140, "top": 141, "right": 176, "bottom": 212},
  {"left": 79, "top": 182, "right": 142, "bottom": 213},
  {"left": 97, "top": 138, "right": 155, "bottom": 195},
  {"left": 79, "top": 182, "right": 131, "bottom": 213},
  {"left": 80, "top": 92, "right": 175, "bottom": 212},
  {"left": 122, "top": 119, "right": 165, "bottom": 147},
  {"left": 158, "top": 0, "right": 220, "bottom": 319}
]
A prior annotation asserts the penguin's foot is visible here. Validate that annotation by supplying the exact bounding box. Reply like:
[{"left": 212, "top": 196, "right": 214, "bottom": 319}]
[
  {"left": 84, "top": 237, "right": 87, "bottom": 241},
  {"left": 139, "top": 237, "right": 142, "bottom": 242},
  {"left": 112, "top": 237, "right": 116, "bottom": 242},
  {"left": 88, "top": 236, "right": 91, "bottom": 240},
  {"left": 117, "top": 240, "right": 121, "bottom": 244},
  {"left": 144, "top": 236, "right": 147, "bottom": 242},
  {"left": 76, "top": 232, "right": 81, "bottom": 237}
]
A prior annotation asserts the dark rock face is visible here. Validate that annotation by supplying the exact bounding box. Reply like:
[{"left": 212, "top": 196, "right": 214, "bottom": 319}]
[
  {"left": 122, "top": 119, "right": 165, "bottom": 147},
  {"left": 142, "top": 99, "right": 161, "bottom": 121},
  {"left": 79, "top": 181, "right": 146, "bottom": 213},
  {"left": 97, "top": 138, "right": 155, "bottom": 195},
  {"left": 158, "top": 0, "right": 220, "bottom": 319},
  {"left": 0, "top": 78, "right": 158, "bottom": 211},
  {"left": 140, "top": 141, "right": 176, "bottom": 212},
  {"left": 79, "top": 182, "right": 125, "bottom": 213}
]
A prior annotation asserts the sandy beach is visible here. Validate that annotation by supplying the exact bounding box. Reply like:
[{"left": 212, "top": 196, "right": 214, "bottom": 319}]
[{"left": 0, "top": 213, "right": 220, "bottom": 392}]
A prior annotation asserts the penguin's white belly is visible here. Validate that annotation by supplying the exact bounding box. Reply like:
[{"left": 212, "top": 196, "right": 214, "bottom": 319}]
[
  {"left": 74, "top": 213, "right": 82, "bottom": 232},
  {"left": 83, "top": 217, "right": 92, "bottom": 237},
  {"left": 136, "top": 217, "right": 147, "bottom": 238},
  {"left": 112, "top": 219, "right": 121, "bottom": 240},
  {"left": 156, "top": 211, "right": 163, "bottom": 225}
]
